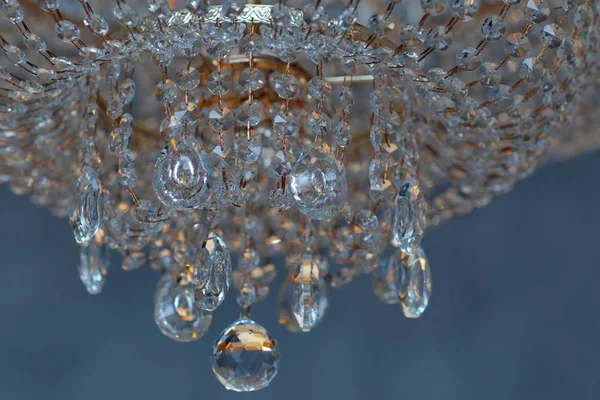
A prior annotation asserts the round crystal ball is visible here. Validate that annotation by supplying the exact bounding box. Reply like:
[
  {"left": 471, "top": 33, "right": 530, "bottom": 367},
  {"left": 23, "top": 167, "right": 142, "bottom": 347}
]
[{"left": 211, "top": 318, "right": 280, "bottom": 392}]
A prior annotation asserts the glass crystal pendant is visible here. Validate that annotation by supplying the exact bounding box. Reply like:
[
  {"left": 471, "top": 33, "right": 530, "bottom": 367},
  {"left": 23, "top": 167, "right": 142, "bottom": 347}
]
[
  {"left": 78, "top": 233, "right": 109, "bottom": 295},
  {"left": 194, "top": 231, "right": 232, "bottom": 311},
  {"left": 291, "top": 252, "right": 328, "bottom": 332},
  {"left": 152, "top": 141, "right": 213, "bottom": 210},
  {"left": 397, "top": 246, "right": 432, "bottom": 318},
  {"left": 392, "top": 179, "right": 426, "bottom": 255},
  {"left": 154, "top": 273, "right": 212, "bottom": 342},
  {"left": 372, "top": 249, "right": 403, "bottom": 305},
  {"left": 69, "top": 165, "right": 103, "bottom": 245},
  {"left": 211, "top": 317, "right": 280, "bottom": 392},
  {"left": 289, "top": 143, "right": 348, "bottom": 220},
  {"left": 278, "top": 271, "right": 329, "bottom": 333}
]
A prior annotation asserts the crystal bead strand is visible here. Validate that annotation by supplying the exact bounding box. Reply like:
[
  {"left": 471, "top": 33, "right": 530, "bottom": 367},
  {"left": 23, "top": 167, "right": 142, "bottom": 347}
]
[
  {"left": 267, "top": 54, "right": 295, "bottom": 211},
  {"left": 212, "top": 5, "right": 287, "bottom": 391},
  {"left": 235, "top": 19, "right": 262, "bottom": 204},
  {"left": 206, "top": 19, "right": 236, "bottom": 207}
]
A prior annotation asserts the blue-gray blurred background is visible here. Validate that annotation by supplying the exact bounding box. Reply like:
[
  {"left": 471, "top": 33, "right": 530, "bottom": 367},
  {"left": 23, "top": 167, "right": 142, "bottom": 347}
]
[{"left": 1, "top": 151, "right": 599, "bottom": 400}]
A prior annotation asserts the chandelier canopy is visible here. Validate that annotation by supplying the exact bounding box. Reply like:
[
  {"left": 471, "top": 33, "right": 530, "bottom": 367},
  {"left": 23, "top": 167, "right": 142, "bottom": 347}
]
[{"left": 0, "top": 0, "right": 598, "bottom": 392}]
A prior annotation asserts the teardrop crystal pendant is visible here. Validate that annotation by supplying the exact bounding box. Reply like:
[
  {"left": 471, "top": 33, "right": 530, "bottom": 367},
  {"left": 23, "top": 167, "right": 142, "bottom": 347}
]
[
  {"left": 69, "top": 165, "right": 103, "bottom": 244},
  {"left": 289, "top": 143, "right": 348, "bottom": 220},
  {"left": 211, "top": 317, "right": 280, "bottom": 392},
  {"left": 78, "top": 234, "right": 109, "bottom": 295},
  {"left": 194, "top": 232, "right": 232, "bottom": 311},
  {"left": 397, "top": 246, "right": 432, "bottom": 318},
  {"left": 152, "top": 141, "right": 213, "bottom": 210},
  {"left": 291, "top": 253, "right": 328, "bottom": 332},
  {"left": 154, "top": 273, "right": 212, "bottom": 342},
  {"left": 392, "top": 179, "right": 426, "bottom": 255},
  {"left": 372, "top": 249, "right": 404, "bottom": 304},
  {"left": 278, "top": 271, "right": 329, "bottom": 333}
]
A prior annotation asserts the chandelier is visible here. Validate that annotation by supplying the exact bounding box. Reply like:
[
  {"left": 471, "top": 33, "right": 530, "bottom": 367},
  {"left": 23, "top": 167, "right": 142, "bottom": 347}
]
[{"left": 1, "top": 0, "right": 598, "bottom": 392}]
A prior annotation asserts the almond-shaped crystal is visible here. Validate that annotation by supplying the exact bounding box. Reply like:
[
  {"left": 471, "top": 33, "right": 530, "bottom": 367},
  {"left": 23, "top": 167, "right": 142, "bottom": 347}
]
[
  {"left": 78, "top": 237, "right": 109, "bottom": 295},
  {"left": 397, "top": 246, "right": 432, "bottom": 318},
  {"left": 392, "top": 179, "right": 425, "bottom": 255},
  {"left": 194, "top": 232, "right": 231, "bottom": 311},
  {"left": 69, "top": 165, "right": 103, "bottom": 244},
  {"left": 291, "top": 253, "right": 328, "bottom": 332}
]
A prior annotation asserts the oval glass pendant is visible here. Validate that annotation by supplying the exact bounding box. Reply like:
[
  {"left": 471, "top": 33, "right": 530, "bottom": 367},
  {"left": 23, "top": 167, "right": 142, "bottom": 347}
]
[
  {"left": 69, "top": 165, "right": 103, "bottom": 244},
  {"left": 397, "top": 246, "right": 432, "bottom": 318},
  {"left": 194, "top": 232, "right": 231, "bottom": 311},
  {"left": 291, "top": 253, "right": 328, "bottom": 332},
  {"left": 152, "top": 141, "right": 213, "bottom": 210},
  {"left": 78, "top": 237, "right": 109, "bottom": 295},
  {"left": 154, "top": 274, "right": 212, "bottom": 342},
  {"left": 278, "top": 271, "right": 329, "bottom": 333},
  {"left": 372, "top": 249, "right": 403, "bottom": 305},
  {"left": 289, "top": 143, "right": 347, "bottom": 220},
  {"left": 392, "top": 178, "right": 425, "bottom": 255},
  {"left": 211, "top": 317, "right": 280, "bottom": 392}
]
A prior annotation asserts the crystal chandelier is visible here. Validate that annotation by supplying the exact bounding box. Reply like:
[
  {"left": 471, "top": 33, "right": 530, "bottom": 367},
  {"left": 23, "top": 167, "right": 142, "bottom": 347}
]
[{"left": 1, "top": 0, "right": 598, "bottom": 392}]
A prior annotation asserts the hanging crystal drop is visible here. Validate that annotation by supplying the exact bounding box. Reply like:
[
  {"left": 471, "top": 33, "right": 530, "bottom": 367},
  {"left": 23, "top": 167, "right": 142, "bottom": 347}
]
[
  {"left": 278, "top": 275, "right": 330, "bottom": 333},
  {"left": 211, "top": 317, "right": 280, "bottom": 392},
  {"left": 69, "top": 165, "right": 103, "bottom": 244},
  {"left": 154, "top": 274, "right": 212, "bottom": 342},
  {"left": 194, "top": 232, "right": 232, "bottom": 311},
  {"left": 291, "top": 253, "right": 327, "bottom": 332},
  {"left": 392, "top": 179, "right": 425, "bottom": 255},
  {"left": 78, "top": 236, "right": 109, "bottom": 295},
  {"left": 372, "top": 249, "right": 404, "bottom": 304},
  {"left": 152, "top": 142, "right": 213, "bottom": 210},
  {"left": 289, "top": 143, "right": 348, "bottom": 220},
  {"left": 397, "top": 247, "right": 432, "bottom": 318}
]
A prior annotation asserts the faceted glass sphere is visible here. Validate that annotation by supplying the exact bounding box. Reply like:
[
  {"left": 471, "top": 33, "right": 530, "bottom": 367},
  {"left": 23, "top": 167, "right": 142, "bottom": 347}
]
[
  {"left": 154, "top": 274, "right": 212, "bottom": 342},
  {"left": 289, "top": 143, "right": 348, "bottom": 220},
  {"left": 152, "top": 142, "right": 213, "bottom": 210},
  {"left": 211, "top": 318, "right": 280, "bottom": 392}
]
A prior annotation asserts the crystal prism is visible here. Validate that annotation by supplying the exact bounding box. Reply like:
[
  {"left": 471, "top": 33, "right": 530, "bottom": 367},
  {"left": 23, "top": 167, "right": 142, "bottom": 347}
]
[
  {"left": 211, "top": 317, "right": 280, "bottom": 392},
  {"left": 69, "top": 165, "right": 103, "bottom": 245}
]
